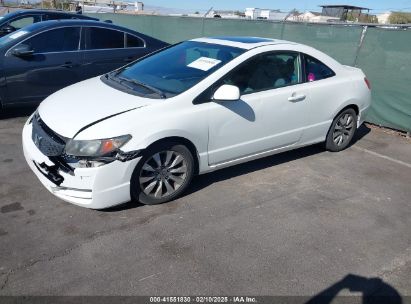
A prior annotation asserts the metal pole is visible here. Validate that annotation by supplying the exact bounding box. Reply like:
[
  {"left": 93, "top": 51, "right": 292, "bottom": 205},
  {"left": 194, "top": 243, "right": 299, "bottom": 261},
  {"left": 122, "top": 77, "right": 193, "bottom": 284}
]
[
  {"left": 280, "top": 21, "right": 285, "bottom": 39},
  {"left": 204, "top": 6, "right": 213, "bottom": 18},
  {"left": 353, "top": 25, "right": 368, "bottom": 67},
  {"left": 201, "top": 17, "right": 205, "bottom": 37}
]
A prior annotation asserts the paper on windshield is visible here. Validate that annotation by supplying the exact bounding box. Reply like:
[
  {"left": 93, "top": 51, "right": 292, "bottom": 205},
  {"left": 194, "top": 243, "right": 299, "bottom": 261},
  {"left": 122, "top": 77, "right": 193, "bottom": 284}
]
[
  {"left": 187, "top": 57, "right": 221, "bottom": 71},
  {"left": 9, "top": 31, "right": 28, "bottom": 39}
]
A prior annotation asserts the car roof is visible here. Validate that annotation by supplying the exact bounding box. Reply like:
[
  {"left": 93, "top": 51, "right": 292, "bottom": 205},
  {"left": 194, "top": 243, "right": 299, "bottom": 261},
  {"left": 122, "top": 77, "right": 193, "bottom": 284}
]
[
  {"left": 191, "top": 36, "right": 298, "bottom": 50},
  {"left": 19, "top": 19, "right": 129, "bottom": 32},
  {"left": 3, "top": 9, "right": 95, "bottom": 18}
]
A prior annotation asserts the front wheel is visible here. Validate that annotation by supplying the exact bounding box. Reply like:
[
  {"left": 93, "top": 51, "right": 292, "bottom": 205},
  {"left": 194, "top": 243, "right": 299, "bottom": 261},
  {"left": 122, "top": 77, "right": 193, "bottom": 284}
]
[
  {"left": 325, "top": 108, "right": 357, "bottom": 152},
  {"left": 130, "top": 142, "right": 194, "bottom": 205}
]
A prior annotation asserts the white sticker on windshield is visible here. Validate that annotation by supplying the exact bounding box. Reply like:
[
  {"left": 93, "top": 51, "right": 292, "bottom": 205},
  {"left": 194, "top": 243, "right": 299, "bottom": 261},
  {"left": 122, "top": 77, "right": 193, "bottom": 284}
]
[
  {"left": 9, "top": 30, "right": 28, "bottom": 39},
  {"left": 187, "top": 57, "right": 221, "bottom": 71}
]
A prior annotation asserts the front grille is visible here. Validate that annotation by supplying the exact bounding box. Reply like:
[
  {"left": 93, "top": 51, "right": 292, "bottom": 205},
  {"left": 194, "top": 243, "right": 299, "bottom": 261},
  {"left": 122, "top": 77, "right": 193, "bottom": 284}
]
[{"left": 31, "top": 114, "right": 66, "bottom": 157}]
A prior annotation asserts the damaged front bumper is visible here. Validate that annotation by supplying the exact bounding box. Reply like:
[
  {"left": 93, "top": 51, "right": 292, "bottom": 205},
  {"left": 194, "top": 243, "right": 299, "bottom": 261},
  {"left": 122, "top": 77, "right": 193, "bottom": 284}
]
[{"left": 22, "top": 120, "right": 141, "bottom": 209}]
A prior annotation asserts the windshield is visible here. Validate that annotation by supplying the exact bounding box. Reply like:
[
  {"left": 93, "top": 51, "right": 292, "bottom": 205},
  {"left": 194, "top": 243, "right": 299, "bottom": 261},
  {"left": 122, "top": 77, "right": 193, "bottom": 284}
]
[
  {"left": 107, "top": 41, "right": 245, "bottom": 98},
  {"left": 0, "top": 28, "right": 31, "bottom": 47},
  {"left": 0, "top": 13, "right": 9, "bottom": 22}
]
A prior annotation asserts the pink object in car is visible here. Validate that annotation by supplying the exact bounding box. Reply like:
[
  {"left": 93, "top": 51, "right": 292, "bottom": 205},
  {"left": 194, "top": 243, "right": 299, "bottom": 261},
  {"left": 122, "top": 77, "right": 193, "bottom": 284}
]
[{"left": 308, "top": 73, "right": 315, "bottom": 82}]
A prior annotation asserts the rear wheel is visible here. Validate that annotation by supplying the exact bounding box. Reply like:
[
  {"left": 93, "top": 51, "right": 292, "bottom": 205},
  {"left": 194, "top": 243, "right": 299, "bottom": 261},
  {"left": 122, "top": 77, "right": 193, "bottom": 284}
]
[
  {"left": 131, "top": 142, "right": 194, "bottom": 205},
  {"left": 325, "top": 108, "right": 357, "bottom": 152}
]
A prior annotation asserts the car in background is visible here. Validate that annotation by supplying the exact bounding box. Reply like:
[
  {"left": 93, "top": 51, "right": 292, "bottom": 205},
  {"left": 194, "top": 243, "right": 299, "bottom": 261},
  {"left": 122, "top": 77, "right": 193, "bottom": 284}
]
[
  {"left": 0, "top": 9, "right": 98, "bottom": 37},
  {"left": 22, "top": 37, "right": 371, "bottom": 209},
  {"left": 0, "top": 20, "right": 169, "bottom": 107}
]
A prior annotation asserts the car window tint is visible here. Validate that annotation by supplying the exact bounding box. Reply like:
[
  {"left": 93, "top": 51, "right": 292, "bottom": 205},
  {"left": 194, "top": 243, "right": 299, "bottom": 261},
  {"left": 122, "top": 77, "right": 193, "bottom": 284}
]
[
  {"left": 222, "top": 52, "right": 301, "bottom": 95},
  {"left": 9, "top": 16, "right": 36, "bottom": 29},
  {"left": 86, "top": 27, "right": 124, "bottom": 50},
  {"left": 42, "top": 14, "right": 69, "bottom": 21},
  {"left": 304, "top": 55, "right": 335, "bottom": 82},
  {"left": 24, "top": 27, "right": 80, "bottom": 53},
  {"left": 126, "top": 34, "right": 144, "bottom": 48}
]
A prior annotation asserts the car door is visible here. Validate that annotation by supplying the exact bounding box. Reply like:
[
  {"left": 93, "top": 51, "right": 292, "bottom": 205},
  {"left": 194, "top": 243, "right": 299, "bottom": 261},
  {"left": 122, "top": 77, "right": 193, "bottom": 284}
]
[
  {"left": 80, "top": 26, "right": 148, "bottom": 79},
  {"left": 207, "top": 51, "right": 311, "bottom": 165},
  {"left": 3, "top": 26, "right": 82, "bottom": 105},
  {"left": 300, "top": 53, "right": 339, "bottom": 132}
]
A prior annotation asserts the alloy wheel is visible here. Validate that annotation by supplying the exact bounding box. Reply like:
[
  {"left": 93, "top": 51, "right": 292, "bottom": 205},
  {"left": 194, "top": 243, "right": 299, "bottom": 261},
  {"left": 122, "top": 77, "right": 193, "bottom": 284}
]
[
  {"left": 139, "top": 150, "right": 188, "bottom": 199},
  {"left": 332, "top": 113, "right": 355, "bottom": 146}
]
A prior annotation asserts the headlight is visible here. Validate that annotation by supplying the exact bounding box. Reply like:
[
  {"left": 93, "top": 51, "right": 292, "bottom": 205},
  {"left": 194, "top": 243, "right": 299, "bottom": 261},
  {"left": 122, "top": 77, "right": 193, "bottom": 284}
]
[{"left": 65, "top": 135, "right": 131, "bottom": 157}]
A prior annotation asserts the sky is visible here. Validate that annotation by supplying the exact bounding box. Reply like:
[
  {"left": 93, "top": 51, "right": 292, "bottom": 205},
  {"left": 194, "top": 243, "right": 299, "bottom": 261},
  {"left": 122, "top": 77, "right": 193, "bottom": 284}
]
[{"left": 144, "top": 0, "right": 411, "bottom": 13}]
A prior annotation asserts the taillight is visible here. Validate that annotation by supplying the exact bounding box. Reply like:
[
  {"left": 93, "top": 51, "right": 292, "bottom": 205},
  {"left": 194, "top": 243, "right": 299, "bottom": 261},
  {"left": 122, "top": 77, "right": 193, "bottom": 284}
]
[{"left": 364, "top": 77, "right": 371, "bottom": 90}]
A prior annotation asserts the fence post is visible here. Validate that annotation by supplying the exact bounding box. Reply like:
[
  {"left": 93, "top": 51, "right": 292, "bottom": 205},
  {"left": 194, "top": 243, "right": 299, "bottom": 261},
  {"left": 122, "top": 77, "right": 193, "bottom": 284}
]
[
  {"left": 353, "top": 25, "right": 368, "bottom": 67},
  {"left": 280, "top": 22, "right": 285, "bottom": 39},
  {"left": 201, "top": 17, "right": 205, "bottom": 37}
]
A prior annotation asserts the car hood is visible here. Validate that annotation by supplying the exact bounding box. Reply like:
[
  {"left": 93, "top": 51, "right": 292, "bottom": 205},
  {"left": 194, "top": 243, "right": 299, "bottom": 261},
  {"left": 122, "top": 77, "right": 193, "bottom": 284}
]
[{"left": 38, "top": 77, "right": 152, "bottom": 138}]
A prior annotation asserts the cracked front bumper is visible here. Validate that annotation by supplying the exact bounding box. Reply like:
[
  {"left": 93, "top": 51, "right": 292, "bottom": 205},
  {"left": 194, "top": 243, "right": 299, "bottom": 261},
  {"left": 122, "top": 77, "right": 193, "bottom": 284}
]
[{"left": 22, "top": 121, "right": 141, "bottom": 209}]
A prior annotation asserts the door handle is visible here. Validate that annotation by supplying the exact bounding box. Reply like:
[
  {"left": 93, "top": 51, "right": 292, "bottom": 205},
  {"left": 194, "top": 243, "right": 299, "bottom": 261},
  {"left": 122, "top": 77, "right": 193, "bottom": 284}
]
[
  {"left": 288, "top": 94, "right": 306, "bottom": 102},
  {"left": 123, "top": 57, "right": 134, "bottom": 62}
]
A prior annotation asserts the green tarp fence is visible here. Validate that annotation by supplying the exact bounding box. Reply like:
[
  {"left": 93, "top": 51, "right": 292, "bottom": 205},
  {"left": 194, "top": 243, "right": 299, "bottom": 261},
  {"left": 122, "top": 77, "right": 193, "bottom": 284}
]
[{"left": 88, "top": 13, "right": 411, "bottom": 132}]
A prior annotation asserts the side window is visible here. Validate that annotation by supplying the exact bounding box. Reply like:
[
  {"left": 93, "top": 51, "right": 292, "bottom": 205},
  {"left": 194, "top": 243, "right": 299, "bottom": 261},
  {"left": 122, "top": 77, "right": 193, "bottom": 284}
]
[
  {"left": 24, "top": 27, "right": 80, "bottom": 53},
  {"left": 222, "top": 52, "right": 301, "bottom": 95},
  {"left": 304, "top": 55, "right": 335, "bottom": 82},
  {"left": 9, "top": 16, "right": 38, "bottom": 29},
  {"left": 85, "top": 27, "right": 125, "bottom": 50},
  {"left": 126, "top": 34, "right": 144, "bottom": 48}
]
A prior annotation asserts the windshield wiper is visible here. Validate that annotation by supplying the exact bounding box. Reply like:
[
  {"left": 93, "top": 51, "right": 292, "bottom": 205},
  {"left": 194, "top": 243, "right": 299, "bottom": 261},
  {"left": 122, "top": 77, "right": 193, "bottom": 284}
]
[
  {"left": 117, "top": 76, "right": 166, "bottom": 99},
  {"left": 105, "top": 72, "right": 166, "bottom": 99}
]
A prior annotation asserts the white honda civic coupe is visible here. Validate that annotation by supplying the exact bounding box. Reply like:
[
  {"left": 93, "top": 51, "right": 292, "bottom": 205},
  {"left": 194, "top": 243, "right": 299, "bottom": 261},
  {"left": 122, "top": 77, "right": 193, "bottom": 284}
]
[{"left": 22, "top": 36, "right": 371, "bottom": 209}]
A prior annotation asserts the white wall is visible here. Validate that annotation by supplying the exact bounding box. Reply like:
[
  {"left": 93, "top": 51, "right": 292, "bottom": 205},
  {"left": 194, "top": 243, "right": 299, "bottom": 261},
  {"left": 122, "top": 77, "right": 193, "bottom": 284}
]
[
  {"left": 245, "top": 8, "right": 261, "bottom": 19},
  {"left": 377, "top": 12, "right": 391, "bottom": 24}
]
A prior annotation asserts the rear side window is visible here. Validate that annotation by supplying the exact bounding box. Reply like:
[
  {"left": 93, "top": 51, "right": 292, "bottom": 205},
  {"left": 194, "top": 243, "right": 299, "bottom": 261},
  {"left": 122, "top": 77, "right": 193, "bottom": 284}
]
[
  {"left": 304, "top": 55, "right": 335, "bottom": 82},
  {"left": 85, "top": 27, "right": 125, "bottom": 50},
  {"left": 24, "top": 27, "right": 80, "bottom": 53},
  {"left": 9, "top": 16, "right": 37, "bottom": 29},
  {"left": 42, "top": 14, "right": 70, "bottom": 21},
  {"left": 126, "top": 34, "right": 144, "bottom": 48}
]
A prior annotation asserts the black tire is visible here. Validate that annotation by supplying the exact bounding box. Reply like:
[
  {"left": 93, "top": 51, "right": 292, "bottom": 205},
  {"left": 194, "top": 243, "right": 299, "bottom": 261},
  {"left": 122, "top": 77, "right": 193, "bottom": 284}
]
[
  {"left": 325, "top": 108, "right": 357, "bottom": 152},
  {"left": 130, "top": 141, "right": 194, "bottom": 205}
]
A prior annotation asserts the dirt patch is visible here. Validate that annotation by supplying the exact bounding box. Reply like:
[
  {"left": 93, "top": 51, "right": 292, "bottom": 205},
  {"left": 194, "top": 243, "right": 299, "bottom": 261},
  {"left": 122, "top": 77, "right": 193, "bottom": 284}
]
[{"left": 1, "top": 202, "right": 24, "bottom": 213}]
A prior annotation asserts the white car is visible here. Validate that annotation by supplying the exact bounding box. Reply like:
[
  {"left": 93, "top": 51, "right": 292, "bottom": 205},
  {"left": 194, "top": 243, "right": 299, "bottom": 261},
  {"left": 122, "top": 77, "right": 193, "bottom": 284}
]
[{"left": 22, "top": 36, "right": 371, "bottom": 209}]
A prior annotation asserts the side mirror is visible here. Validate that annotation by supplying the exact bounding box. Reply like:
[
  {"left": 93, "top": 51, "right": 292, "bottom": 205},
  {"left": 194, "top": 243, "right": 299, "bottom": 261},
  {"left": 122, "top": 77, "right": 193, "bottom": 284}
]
[
  {"left": 213, "top": 84, "right": 240, "bottom": 102},
  {"left": 11, "top": 44, "right": 34, "bottom": 57},
  {"left": 0, "top": 25, "right": 16, "bottom": 34}
]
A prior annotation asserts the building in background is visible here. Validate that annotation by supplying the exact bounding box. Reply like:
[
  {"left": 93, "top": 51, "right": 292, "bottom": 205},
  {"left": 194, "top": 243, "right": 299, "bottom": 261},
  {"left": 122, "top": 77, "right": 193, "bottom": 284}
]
[
  {"left": 204, "top": 10, "right": 245, "bottom": 18},
  {"left": 134, "top": 1, "right": 143, "bottom": 12},
  {"left": 287, "top": 10, "right": 339, "bottom": 22},
  {"left": 245, "top": 8, "right": 288, "bottom": 21},
  {"left": 245, "top": 8, "right": 261, "bottom": 19},
  {"left": 377, "top": 12, "right": 392, "bottom": 24},
  {"left": 319, "top": 5, "right": 371, "bottom": 22},
  {"left": 75, "top": 0, "right": 129, "bottom": 13}
]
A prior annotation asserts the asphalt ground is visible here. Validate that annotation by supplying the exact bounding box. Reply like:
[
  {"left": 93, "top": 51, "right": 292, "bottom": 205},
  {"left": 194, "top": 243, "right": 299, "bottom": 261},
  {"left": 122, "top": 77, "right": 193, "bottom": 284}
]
[{"left": 0, "top": 106, "right": 410, "bottom": 301}]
